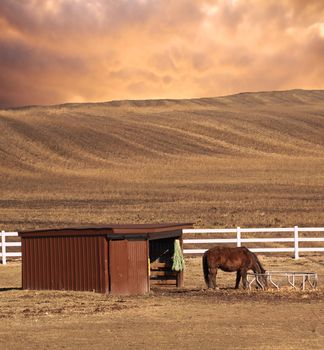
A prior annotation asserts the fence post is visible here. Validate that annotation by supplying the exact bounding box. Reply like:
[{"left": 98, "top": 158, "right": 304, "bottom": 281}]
[
  {"left": 237, "top": 227, "right": 241, "bottom": 247},
  {"left": 1, "top": 230, "right": 6, "bottom": 265},
  {"left": 294, "top": 226, "right": 299, "bottom": 260}
]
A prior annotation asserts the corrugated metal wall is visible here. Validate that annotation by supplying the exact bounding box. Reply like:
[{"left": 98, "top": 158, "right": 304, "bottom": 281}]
[
  {"left": 22, "top": 233, "right": 109, "bottom": 293},
  {"left": 109, "top": 240, "right": 149, "bottom": 295},
  {"left": 127, "top": 240, "right": 149, "bottom": 294},
  {"left": 20, "top": 225, "right": 186, "bottom": 294}
]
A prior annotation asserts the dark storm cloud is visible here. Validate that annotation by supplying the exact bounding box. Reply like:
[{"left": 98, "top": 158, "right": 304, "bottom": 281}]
[{"left": 0, "top": 0, "right": 324, "bottom": 107}]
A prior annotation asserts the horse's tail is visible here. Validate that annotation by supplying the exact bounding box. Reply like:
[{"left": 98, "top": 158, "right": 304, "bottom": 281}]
[{"left": 202, "top": 251, "right": 209, "bottom": 287}]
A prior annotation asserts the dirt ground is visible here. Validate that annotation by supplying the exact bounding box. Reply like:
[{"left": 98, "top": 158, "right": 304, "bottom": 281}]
[{"left": 1, "top": 255, "right": 323, "bottom": 350}]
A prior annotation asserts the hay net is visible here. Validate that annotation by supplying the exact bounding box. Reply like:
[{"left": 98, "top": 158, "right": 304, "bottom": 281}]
[{"left": 172, "top": 239, "right": 185, "bottom": 271}]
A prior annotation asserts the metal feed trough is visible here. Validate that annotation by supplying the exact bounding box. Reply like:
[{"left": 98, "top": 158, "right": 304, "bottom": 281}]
[{"left": 247, "top": 271, "right": 318, "bottom": 291}]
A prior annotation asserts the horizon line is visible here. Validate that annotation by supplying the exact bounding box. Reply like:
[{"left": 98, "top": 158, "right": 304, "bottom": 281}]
[{"left": 2, "top": 88, "right": 324, "bottom": 111}]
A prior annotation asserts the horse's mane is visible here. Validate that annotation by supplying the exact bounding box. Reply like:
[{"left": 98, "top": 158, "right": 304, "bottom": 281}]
[{"left": 251, "top": 251, "right": 266, "bottom": 273}]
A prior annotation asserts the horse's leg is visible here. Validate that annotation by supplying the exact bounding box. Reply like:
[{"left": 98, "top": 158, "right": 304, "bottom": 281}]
[
  {"left": 208, "top": 267, "right": 218, "bottom": 289},
  {"left": 235, "top": 271, "right": 241, "bottom": 289},
  {"left": 241, "top": 269, "right": 248, "bottom": 289}
]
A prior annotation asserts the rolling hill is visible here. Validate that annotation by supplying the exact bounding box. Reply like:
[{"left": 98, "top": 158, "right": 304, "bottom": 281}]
[{"left": 0, "top": 89, "right": 324, "bottom": 230}]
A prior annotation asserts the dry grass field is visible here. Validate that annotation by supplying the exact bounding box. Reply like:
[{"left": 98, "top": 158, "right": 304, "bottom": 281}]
[
  {"left": 0, "top": 256, "right": 324, "bottom": 350},
  {"left": 0, "top": 89, "right": 324, "bottom": 230},
  {"left": 0, "top": 89, "right": 324, "bottom": 349}
]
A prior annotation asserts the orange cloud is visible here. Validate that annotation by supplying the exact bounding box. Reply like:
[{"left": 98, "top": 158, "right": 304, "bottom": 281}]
[{"left": 0, "top": 0, "right": 324, "bottom": 107}]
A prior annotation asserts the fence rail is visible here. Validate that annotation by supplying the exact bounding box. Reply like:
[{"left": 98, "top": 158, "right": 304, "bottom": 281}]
[
  {"left": 1, "top": 226, "right": 324, "bottom": 264},
  {"left": 1, "top": 231, "right": 20, "bottom": 264},
  {"left": 183, "top": 226, "right": 324, "bottom": 259}
]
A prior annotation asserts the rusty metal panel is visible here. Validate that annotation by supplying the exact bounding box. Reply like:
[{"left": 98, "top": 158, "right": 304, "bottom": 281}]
[
  {"left": 109, "top": 240, "right": 149, "bottom": 295},
  {"left": 127, "top": 240, "right": 149, "bottom": 295},
  {"left": 21, "top": 231, "right": 109, "bottom": 293},
  {"left": 109, "top": 240, "right": 129, "bottom": 295}
]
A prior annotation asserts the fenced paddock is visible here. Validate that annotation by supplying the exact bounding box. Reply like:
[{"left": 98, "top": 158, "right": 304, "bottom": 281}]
[{"left": 1, "top": 226, "right": 324, "bottom": 264}]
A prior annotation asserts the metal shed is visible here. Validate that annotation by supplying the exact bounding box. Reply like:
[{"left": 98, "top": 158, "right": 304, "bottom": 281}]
[{"left": 19, "top": 223, "right": 192, "bottom": 295}]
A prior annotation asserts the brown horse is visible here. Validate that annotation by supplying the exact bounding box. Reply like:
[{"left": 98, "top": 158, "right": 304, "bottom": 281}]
[{"left": 202, "top": 246, "right": 267, "bottom": 289}]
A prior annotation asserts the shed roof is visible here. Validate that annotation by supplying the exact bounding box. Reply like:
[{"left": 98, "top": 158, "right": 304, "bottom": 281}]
[{"left": 19, "top": 223, "right": 193, "bottom": 240}]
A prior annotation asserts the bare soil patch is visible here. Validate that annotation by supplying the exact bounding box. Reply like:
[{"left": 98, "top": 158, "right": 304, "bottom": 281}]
[{"left": 1, "top": 256, "right": 323, "bottom": 349}]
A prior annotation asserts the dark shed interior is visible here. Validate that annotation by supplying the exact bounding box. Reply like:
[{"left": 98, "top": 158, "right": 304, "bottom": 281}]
[{"left": 19, "top": 223, "right": 192, "bottom": 295}]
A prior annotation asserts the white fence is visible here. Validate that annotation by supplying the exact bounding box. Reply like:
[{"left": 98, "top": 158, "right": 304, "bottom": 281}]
[
  {"left": 1, "top": 227, "right": 324, "bottom": 264},
  {"left": 1, "top": 231, "right": 21, "bottom": 264},
  {"left": 183, "top": 226, "right": 324, "bottom": 259}
]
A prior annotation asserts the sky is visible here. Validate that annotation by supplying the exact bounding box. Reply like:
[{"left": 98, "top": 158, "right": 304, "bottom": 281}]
[{"left": 0, "top": 0, "right": 324, "bottom": 108}]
